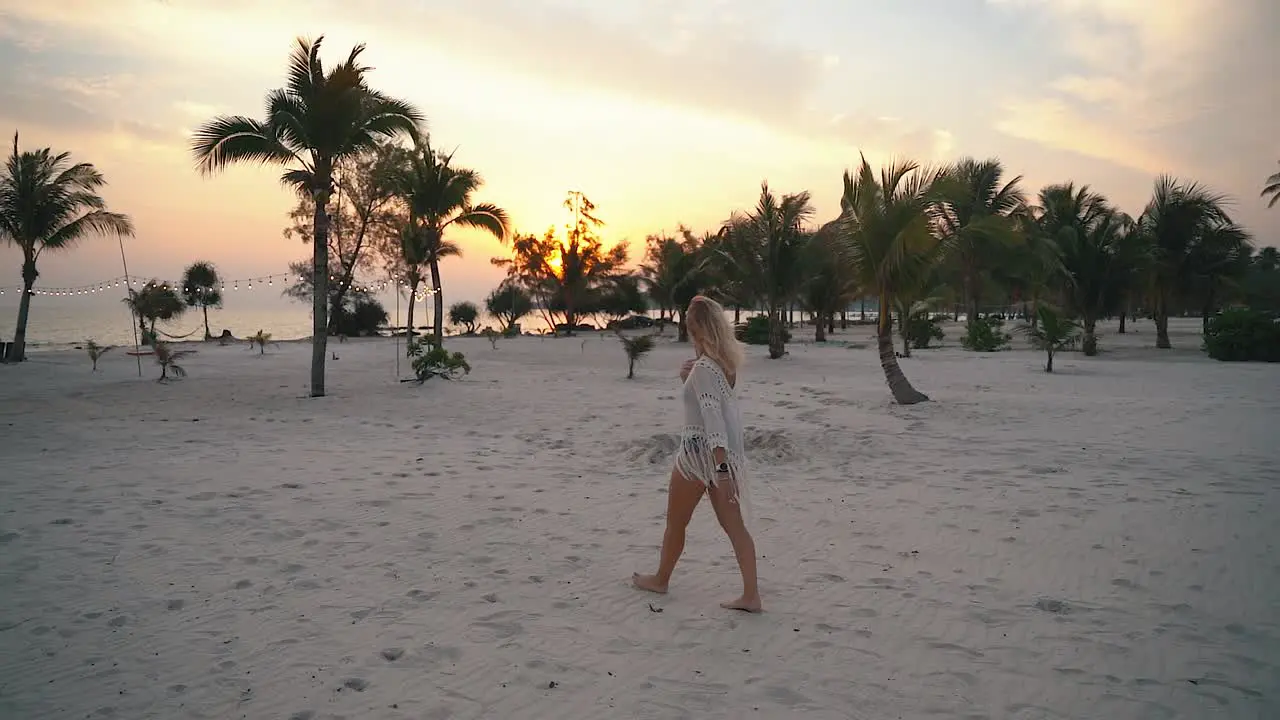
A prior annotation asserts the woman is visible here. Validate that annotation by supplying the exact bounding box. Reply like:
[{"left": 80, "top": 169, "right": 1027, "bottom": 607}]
[{"left": 632, "top": 295, "right": 761, "bottom": 612}]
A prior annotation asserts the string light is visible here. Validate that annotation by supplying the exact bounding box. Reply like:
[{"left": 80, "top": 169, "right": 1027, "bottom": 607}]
[{"left": 1, "top": 270, "right": 418, "bottom": 298}]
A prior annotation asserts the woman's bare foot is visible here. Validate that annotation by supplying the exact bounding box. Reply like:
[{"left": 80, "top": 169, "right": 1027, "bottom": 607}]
[
  {"left": 720, "top": 594, "right": 763, "bottom": 613},
  {"left": 632, "top": 573, "right": 668, "bottom": 594}
]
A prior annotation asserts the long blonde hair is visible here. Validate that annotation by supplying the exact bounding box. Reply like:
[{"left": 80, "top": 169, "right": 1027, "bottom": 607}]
[{"left": 686, "top": 295, "right": 744, "bottom": 385}]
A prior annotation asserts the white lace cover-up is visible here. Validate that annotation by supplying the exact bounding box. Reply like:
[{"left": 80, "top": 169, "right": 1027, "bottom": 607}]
[{"left": 674, "top": 357, "right": 752, "bottom": 523}]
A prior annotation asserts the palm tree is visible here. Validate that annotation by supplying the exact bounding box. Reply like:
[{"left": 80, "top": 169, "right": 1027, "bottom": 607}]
[
  {"left": 191, "top": 36, "right": 423, "bottom": 396},
  {"left": 1138, "top": 176, "right": 1233, "bottom": 349},
  {"left": 639, "top": 228, "right": 714, "bottom": 341},
  {"left": 828, "top": 155, "right": 944, "bottom": 404},
  {"left": 1262, "top": 161, "right": 1280, "bottom": 209},
  {"left": 720, "top": 182, "right": 815, "bottom": 359},
  {"left": 1033, "top": 183, "right": 1142, "bottom": 356},
  {"left": 1019, "top": 305, "right": 1081, "bottom": 373},
  {"left": 0, "top": 133, "right": 133, "bottom": 362},
  {"left": 123, "top": 280, "right": 186, "bottom": 346},
  {"left": 1188, "top": 220, "right": 1253, "bottom": 331},
  {"left": 393, "top": 138, "right": 509, "bottom": 348},
  {"left": 800, "top": 226, "right": 859, "bottom": 342},
  {"left": 934, "top": 158, "right": 1026, "bottom": 329},
  {"left": 182, "top": 261, "right": 222, "bottom": 340}
]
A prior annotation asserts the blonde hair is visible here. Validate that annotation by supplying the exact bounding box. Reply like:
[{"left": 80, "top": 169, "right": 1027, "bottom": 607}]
[{"left": 686, "top": 295, "right": 744, "bottom": 383}]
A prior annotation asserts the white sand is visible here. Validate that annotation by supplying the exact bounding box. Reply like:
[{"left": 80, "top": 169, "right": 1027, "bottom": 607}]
[{"left": 1, "top": 318, "right": 1277, "bottom": 719}]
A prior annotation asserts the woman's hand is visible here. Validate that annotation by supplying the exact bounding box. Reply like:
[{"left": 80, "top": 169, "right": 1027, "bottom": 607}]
[{"left": 679, "top": 357, "right": 695, "bottom": 382}]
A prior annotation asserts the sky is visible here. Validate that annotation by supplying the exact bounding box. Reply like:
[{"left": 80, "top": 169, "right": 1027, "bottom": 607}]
[{"left": 0, "top": 0, "right": 1276, "bottom": 307}]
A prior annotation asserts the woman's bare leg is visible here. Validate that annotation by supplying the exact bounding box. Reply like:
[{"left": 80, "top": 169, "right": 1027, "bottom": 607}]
[
  {"left": 633, "top": 468, "right": 705, "bottom": 593},
  {"left": 708, "top": 480, "right": 761, "bottom": 612}
]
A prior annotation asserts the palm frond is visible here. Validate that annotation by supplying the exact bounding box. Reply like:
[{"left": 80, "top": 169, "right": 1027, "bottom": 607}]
[
  {"left": 41, "top": 210, "right": 133, "bottom": 252},
  {"left": 191, "top": 115, "right": 301, "bottom": 175}
]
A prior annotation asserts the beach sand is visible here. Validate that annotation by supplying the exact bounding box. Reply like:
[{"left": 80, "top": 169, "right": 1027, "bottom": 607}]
[{"left": 1, "top": 319, "right": 1277, "bottom": 719}]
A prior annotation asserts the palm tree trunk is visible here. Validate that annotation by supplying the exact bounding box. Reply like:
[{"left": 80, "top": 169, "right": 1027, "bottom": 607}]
[
  {"left": 310, "top": 186, "right": 331, "bottom": 397},
  {"left": 202, "top": 305, "right": 211, "bottom": 340},
  {"left": 430, "top": 258, "right": 444, "bottom": 349},
  {"left": 1201, "top": 286, "right": 1216, "bottom": 334},
  {"left": 877, "top": 297, "right": 928, "bottom": 405},
  {"left": 1154, "top": 292, "right": 1172, "bottom": 349},
  {"left": 860, "top": 297, "right": 866, "bottom": 322},
  {"left": 1082, "top": 317, "right": 1098, "bottom": 356},
  {"left": 733, "top": 305, "right": 741, "bottom": 324},
  {"left": 840, "top": 309, "right": 847, "bottom": 330},
  {"left": 827, "top": 312, "right": 835, "bottom": 335},
  {"left": 10, "top": 257, "right": 37, "bottom": 362},
  {"left": 1045, "top": 349, "right": 1054, "bottom": 373},
  {"left": 897, "top": 308, "right": 911, "bottom": 358},
  {"left": 967, "top": 288, "right": 980, "bottom": 331},
  {"left": 767, "top": 302, "right": 785, "bottom": 359},
  {"left": 677, "top": 311, "right": 688, "bottom": 342},
  {"left": 405, "top": 278, "right": 419, "bottom": 342},
  {"left": 814, "top": 314, "right": 826, "bottom": 342},
  {"left": 1118, "top": 310, "right": 1127, "bottom": 334}
]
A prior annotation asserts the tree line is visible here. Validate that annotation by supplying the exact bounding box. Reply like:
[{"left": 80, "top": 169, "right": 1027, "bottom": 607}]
[{"left": 3, "top": 35, "right": 1277, "bottom": 400}]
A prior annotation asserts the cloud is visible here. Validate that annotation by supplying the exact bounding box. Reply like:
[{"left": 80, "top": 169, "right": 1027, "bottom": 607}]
[
  {"left": 987, "top": 0, "right": 1272, "bottom": 178},
  {"left": 0, "top": 0, "right": 950, "bottom": 160}
]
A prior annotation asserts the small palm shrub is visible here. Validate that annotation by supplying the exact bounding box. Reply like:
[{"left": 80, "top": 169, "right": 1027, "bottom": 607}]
[
  {"left": 407, "top": 339, "right": 471, "bottom": 382},
  {"left": 1018, "top": 305, "right": 1081, "bottom": 373},
  {"left": 962, "top": 316, "right": 1011, "bottom": 352},
  {"left": 1203, "top": 308, "right": 1280, "bottom": 362},
  {"left": 250, "top": 330, "right": 272, "bottom": 355},
  {"left": 482, "top": 327, "right": 501, "bottom": 349},
  {"left": 617, "top": 331, "right": 656, "bottom": 379},
  {"left": 85, "top": 339, "right": 115, "bottom": 371},
  {"left": 153, "top": 341, "right": 194, "bottom": 382},
  {"left": 736, "top": 315, "right": 789, "bottom": 346}
]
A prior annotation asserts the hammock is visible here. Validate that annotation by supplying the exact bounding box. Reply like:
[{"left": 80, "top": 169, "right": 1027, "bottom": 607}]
[{"left": 155, "top": 322, "right": 205, "bottom": 340}]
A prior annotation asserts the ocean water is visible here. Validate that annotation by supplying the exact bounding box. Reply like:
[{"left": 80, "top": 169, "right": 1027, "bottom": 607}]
[
  {"left": 0, "top": 289, "right": 837, "bottom": 352},
  {"left": 0, "top": 293, "right": 381, "bottom": 351}
]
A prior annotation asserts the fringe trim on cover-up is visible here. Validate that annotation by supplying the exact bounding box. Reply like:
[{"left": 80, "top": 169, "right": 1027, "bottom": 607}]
[{"left": 674, "top": 427, "right": 753, "bottom": 527}]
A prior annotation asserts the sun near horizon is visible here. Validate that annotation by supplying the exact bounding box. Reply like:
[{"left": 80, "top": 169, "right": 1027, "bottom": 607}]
[{"left": 0, "top": 0, "right": 1276, "bottom": 306}]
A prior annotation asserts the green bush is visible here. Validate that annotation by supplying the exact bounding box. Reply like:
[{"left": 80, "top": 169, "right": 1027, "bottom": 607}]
[
  {"left": 961, "top": 316, "right": 1011, "bottom": 352},
  {"left": 906, "top": 313, "right": 945, "bottom": 349},
  {"left": 333, "top": 298, "right": 388, "bottom": 337},
  {"left": 407, "top": 340, "right": 472, "bottom": 381},
  {"left": 1204, "top": 308, "right": 1280, "bottom": 362},
  {"left": 736, "top": 315, "right": 789, "bottom": 345}
]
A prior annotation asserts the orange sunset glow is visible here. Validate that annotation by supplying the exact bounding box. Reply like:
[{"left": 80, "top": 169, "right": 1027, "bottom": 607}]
[{"left": 0, "top": 0, "right": 1275, "bottom": 309}]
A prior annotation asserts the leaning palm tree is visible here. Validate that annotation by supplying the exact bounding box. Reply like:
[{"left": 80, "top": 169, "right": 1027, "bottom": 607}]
[
  {"left": 0, "top": 133, "right": 134, "bottom": 362},
  {"left": 181, "top": 261, "right": 222, "bottom": 340},
  {"left": 191, "top": 36, "right": 423, "bottom": 396},
  {"left": 719, "top": 182, "right": 815, "bottom": 359},
  {"left": 1262, "top": 161, "right": 1280, "bottom": 209},
  {"left": 933, "top": 157, "right": 1026, "bottom": 330},
  {"left": 1137, "top": 176, "right": 1233, "bottom": 349},
  {"left": 393, "top": 138, "right": 509, "bottom": 348},
  {"left": 828, "top": 155, "right": 944, "bottom": 404}
]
